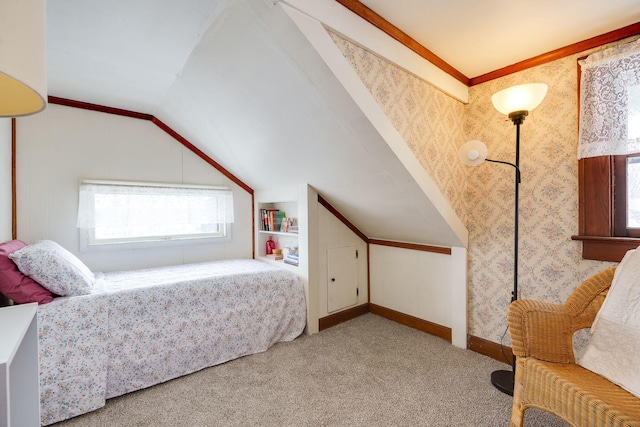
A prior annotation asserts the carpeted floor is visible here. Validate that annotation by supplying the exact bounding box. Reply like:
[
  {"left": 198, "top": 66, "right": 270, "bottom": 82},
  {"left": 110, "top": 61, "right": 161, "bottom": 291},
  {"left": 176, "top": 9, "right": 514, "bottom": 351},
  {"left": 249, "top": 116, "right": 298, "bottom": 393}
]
[{"left": 53, "top": 313, "right": 569, "bottom": 426}]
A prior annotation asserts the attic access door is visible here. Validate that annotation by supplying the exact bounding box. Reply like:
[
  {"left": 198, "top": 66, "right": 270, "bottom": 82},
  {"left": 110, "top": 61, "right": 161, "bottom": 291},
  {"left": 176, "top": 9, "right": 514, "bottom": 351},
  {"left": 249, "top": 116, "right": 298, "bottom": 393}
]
[{"left": 327, "top": 246, "right": 358, "bottom": 313}]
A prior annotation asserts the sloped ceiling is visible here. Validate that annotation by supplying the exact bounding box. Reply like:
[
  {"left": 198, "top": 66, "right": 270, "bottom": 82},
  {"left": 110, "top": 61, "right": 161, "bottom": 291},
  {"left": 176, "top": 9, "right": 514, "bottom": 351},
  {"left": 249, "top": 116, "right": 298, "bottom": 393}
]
[
  {"left": 47, "top": 0, "right": 224, "bottom": 113},
  {"left": 45, "top": 0, "right": 638, "bottom": 248},
  {"left": 46, "top": 0, "right": 467, "bottom": 247}
]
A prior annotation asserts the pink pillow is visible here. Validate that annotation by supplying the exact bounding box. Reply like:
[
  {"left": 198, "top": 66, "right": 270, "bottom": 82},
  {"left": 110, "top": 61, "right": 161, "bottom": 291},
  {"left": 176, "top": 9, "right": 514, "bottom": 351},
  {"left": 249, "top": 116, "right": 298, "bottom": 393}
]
[{"left": 0, "top": 240, "right": 54, "bottom": 304}]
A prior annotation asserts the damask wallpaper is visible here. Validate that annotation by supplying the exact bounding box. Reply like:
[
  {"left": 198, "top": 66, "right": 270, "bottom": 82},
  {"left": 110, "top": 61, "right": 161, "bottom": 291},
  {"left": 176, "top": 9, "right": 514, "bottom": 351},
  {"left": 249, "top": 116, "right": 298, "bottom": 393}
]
[
  {"left": 330, "top": 31, "right": 638, "bottom": 348},
  {"left": 465, "top": 56, "right": 614, "bottom": 346},
  {"left": 329, "top": 32, "right": 468, "bottom": 226}
]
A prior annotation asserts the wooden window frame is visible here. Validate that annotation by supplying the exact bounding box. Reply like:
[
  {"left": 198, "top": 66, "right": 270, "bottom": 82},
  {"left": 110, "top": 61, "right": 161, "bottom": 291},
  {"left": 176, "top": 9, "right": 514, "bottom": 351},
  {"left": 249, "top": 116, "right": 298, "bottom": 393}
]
[
  {"left": 614, "top": 154, "right": 640, "bottom": 238},
  {"left": 571, "top": 48, "right": 640, "bottom": 263},
  {"left": 573, "top": 155, "right": 640, "bottom": 262}
]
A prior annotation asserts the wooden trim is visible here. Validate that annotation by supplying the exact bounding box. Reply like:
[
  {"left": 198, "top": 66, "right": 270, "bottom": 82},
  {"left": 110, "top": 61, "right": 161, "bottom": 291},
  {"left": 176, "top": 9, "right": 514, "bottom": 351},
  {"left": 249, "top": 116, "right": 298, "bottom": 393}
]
[
  {"left": 251, "top": 193, "right": 255, "bottom": 259},
  {"left": 368, "top": 239, "right": 451, "bottom": 255},
  {"left": 317, "top": 194, "right": 368, "bottom": 241},
  {"left": 321, "top": 303, "right": 515, "bottom": 366},
  {"left": 152, "top": 118, "right": 253, "bottom": 195},
  {"left": 48, "top": 96, "right": 153, "bottom": 120},
  {"left": 317, "top": 195, "right": 448, "bottom": 299},
  {"left": 334, "top": 0, "right": 469, "bottom": 86},
  {"left": 369, "top": 303, "right": 451, "bottom": 342},
  {"left": 470, "top": 22, "right": 640, "bottom": 85},
  {"left": 577, "top": 154, "right": 639, "bottom": 261},
  {"left": 613, "top": 155, "right": 640, "bottom": 238},
  {"left": 317, "top": 194, "right": 370, "bottom": 302},
  {"left": 577, "top": 141, "right": 586, "bottom": 235},
  {"left": 467, "top": 334, "right": 513, "bottom": 365},
  {"left": 579, "top": 157, "right": 613, "bottom": 236},
  {"left": 571, "top": 235, "right": 640, "bottom": 262},
  {"left": 44, "top": 97, "right": 253, "bottom": 196},
  {"left": 30, "top": 98, "right": 257, "bottom": 264},
  {"left": 613, "top": 156, "right": 627, "bottom": 237},
  {"left": 335, "top": 0, "right": 640, "bottom": 87},
  {"left": 319, "top": 303, "right": 370, "bottom": 331},
  {"left": 11, "top": 119, "right": 16, "bottom": 240},
  {"left": 366, "top": 241, "right": 370, "bottom": 303}
]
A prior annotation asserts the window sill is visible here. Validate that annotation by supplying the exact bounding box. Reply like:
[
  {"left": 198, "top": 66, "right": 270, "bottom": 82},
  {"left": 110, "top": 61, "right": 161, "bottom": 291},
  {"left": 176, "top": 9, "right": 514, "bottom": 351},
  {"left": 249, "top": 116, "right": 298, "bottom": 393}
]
[{"left": 571, "top": 235, "right": 640, "bottom": 262}]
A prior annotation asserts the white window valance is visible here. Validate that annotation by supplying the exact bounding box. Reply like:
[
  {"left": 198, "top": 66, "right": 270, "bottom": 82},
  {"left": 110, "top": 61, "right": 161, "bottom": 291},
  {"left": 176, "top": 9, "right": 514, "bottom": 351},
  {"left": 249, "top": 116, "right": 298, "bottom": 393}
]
[
  {"left": 578, "top": 38, "right": 640, "bottom": 159},
  {"left": 77, "top": 181, "right": 234, "bottom": 244}
]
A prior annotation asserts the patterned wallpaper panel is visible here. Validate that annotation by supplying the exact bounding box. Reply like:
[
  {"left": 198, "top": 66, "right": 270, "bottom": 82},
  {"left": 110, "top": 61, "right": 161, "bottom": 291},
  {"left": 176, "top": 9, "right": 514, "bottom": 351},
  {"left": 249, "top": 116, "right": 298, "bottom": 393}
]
[
  {"left": 329, "top": 31, "right": 468, "bottom": 226},
  {"left": 330, "top": 30, "right": 634, "bottom": 348},
  {"left": 465, "top": 38, "right": 636, "bottom": 345}
]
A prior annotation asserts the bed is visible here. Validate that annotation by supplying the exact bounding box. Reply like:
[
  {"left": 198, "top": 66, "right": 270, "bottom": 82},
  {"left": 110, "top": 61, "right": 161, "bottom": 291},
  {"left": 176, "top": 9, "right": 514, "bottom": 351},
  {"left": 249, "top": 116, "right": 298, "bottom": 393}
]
[{"left": 0, "top": 240, "right": 306, "bottom": 425}]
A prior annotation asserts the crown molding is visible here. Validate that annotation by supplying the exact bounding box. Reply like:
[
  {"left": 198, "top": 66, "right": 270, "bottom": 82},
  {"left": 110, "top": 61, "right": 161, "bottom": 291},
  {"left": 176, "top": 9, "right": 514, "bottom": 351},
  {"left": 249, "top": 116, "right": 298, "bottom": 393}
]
[{"left": 335, "top": 2, "right": 640, "bottom": 87}]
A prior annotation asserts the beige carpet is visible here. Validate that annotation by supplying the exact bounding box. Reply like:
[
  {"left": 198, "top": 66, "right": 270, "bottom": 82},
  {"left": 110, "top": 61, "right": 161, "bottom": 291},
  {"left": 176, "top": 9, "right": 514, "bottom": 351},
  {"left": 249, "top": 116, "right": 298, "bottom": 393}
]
[{"left": 53, "top": 313, "right": 568, "bottom": 426}]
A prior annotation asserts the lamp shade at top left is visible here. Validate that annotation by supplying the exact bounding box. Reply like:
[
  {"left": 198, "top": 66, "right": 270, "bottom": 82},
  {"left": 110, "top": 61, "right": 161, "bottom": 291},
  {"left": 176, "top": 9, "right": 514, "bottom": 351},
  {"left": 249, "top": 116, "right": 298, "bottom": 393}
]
[{"left": 0, "top": 0, "right": 47, "bottom": 117}]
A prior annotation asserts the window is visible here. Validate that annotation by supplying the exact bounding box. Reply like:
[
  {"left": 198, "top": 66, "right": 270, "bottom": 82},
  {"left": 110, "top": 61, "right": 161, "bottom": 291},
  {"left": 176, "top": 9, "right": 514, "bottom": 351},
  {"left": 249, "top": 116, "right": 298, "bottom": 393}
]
[
  {"left": 627, "top": 156, "right": 640, "bottom": 228},
  {"left": 77, "top": 180, "right": 234, "bottom": 246},
  {"left": 614, "top": 154, "right": 640, "bottom": 237},
  {"left": 574, "top": 38, "right": 640, "bottom": 261}
]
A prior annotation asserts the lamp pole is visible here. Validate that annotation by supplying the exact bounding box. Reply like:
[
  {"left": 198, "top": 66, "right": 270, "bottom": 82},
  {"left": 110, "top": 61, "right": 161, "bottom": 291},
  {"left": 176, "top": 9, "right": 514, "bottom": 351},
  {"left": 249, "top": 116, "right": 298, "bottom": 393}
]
[
  {"left": 512, "top": 113, "right": 523, "bottom": 303},
  {"left": 463, "top": 82, "right": 547, "bottom": 398},
  {"left": 489, "top": 110, "right": 527, "bottom": 396}
]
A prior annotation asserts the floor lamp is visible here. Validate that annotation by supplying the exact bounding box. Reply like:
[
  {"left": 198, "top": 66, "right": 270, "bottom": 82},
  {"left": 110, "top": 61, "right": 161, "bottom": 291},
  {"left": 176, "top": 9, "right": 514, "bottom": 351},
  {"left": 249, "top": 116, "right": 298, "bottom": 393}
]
[{"left": 460, "top": 83, "right": 548, "bottom": 396}]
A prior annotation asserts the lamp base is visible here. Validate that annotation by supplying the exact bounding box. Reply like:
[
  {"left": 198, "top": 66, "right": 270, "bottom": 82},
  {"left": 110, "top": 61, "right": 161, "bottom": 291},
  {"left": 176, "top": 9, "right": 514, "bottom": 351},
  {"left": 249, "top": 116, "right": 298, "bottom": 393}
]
[{"left": 491, "top": 369, "right": 514, "bottom": 396}]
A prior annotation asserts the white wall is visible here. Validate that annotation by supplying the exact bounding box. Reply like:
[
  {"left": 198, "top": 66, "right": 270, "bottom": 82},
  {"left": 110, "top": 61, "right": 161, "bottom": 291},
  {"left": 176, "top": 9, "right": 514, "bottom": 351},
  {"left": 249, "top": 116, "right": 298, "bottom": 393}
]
[
  {"left": 0, "top": 119, "right": 12, "bottom": 243},
  {"left": 370, "top": 244, "right": 467, "bottom": 348},
  {"left": 318, "top": 204, "right": 368, "bottom": 318},
  {"left": 14, "top": 104, "right": 252, "bottom": 272}
]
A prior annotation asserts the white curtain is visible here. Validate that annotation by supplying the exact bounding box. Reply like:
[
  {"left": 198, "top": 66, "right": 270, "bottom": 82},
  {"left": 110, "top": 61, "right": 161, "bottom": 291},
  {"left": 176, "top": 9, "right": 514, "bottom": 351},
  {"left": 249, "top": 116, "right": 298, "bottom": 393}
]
[
  {"left": 578, "top": 38, "right": 640, "bottom": 159},
  {"left": 77, "top": 182, "right": 234, "bottom": 240}
]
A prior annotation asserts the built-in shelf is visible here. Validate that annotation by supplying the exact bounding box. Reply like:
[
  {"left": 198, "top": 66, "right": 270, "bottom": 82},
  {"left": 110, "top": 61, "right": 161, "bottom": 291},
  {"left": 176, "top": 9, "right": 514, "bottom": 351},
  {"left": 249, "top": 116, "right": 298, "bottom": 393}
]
[
  {"left": 258, "top": 230, "right": 299, "bottom": 237},
  {"left": 257, "top": 201, "right": 299, "bottom": 267},
  {"left": 256, "top": 255, "right": 299, "bottom": 271},
  {"left": 254, "top": 184, "right": 319, "bottom": 334}
]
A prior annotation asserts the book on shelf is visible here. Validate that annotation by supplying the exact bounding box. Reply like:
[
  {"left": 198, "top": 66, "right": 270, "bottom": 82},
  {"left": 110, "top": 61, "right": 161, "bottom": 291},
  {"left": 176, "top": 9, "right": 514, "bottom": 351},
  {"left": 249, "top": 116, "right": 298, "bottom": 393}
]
[
  {"left": 260, "top": 209, "right": 288, "bottom": 232},
  {"left": 266, "top": 253, "right": 283, "bottom": 260}
]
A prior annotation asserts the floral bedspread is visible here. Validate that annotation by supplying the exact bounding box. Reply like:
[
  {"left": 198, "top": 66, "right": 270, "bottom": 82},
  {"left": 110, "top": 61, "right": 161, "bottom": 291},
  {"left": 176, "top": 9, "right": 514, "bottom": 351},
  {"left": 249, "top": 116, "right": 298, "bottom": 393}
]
[{"left": 37, "top": 259, "right": 306, "bottom": 425}]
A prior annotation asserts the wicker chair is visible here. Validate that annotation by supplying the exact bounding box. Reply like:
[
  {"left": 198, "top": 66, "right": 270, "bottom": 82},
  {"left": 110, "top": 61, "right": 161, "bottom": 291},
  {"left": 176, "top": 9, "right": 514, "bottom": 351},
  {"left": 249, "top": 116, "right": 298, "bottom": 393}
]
[{"left": 507, "top": 267, "right": 640, "bottom": 427}]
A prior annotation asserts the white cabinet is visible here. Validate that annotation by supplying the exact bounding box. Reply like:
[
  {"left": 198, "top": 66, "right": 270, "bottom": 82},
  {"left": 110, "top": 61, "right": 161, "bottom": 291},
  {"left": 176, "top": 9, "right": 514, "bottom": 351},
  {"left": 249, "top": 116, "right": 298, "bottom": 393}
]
[
  {"left": 316, "top": 204, "right": 369, "bottom": 320},
  {"left": 0, "top": 303, "right": 40, "bottom": 427}
]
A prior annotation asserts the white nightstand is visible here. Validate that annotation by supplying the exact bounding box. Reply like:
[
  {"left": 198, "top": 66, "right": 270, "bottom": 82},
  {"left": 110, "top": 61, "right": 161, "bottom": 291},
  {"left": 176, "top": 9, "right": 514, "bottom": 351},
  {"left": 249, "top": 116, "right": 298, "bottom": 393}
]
[{"left": 0, "top": 303, "right": 39, "bottom": 427}]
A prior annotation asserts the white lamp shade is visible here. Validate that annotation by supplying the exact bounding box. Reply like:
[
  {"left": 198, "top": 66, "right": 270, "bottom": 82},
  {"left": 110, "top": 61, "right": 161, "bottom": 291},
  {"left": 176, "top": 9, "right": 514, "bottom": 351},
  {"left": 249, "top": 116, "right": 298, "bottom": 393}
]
[
  {"left": 459, "top": 140, "right": 488, "bottom": 166},
  {"left": 0, "top": 0, "right": 47, "bottom": 117},
  {"left": 491, "top": 83, "right": 548, "bottom": 116}
]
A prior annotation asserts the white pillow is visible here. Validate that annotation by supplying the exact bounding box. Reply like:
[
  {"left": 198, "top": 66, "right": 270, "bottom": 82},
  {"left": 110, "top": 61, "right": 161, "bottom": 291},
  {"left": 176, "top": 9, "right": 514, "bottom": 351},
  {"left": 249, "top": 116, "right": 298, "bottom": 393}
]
[
  {"left": 9, "top": 240, "right": 94, "bottom": 296},
  {"left": 579, "top": 248, "right": 640, "bottom": 398}
]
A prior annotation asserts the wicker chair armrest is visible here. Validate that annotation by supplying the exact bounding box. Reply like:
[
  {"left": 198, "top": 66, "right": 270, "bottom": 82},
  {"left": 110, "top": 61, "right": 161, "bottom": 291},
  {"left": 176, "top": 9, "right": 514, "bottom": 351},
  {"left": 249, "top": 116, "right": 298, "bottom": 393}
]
[
  {"left": 507, "top": 267, "right": 616, "bottom": 364},
  {"left": 563, "top": 267, "right": 615, "bottom": 316},
  {"left": 507, "top": 299, "right": 579, "bottom": 363}
]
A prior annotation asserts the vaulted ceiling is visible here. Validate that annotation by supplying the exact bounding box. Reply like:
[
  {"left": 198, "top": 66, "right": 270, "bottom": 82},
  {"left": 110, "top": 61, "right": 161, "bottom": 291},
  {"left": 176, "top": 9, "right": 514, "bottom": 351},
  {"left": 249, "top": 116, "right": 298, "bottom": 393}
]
[{"left": 44, "top": 0, "right": 640, "bottom": 248}]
